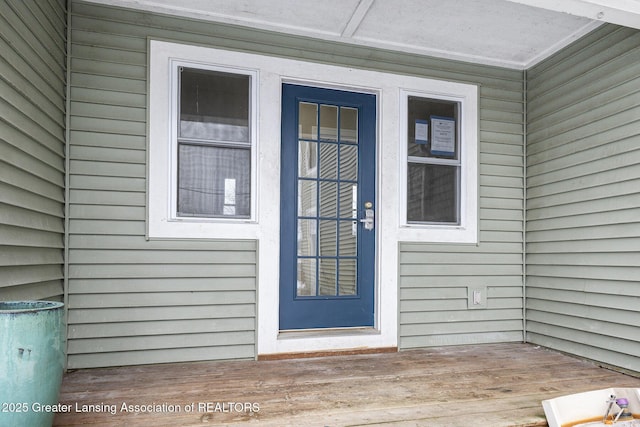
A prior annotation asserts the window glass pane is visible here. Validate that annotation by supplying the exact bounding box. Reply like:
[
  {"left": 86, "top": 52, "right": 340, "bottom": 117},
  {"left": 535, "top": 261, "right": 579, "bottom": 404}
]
[
  {"left": 340, "top": 107, "right": 358, "bottom": 143},
  {"left": 339, "top": 145, "right": 358, "bottom": 181},
  {"left": 319, "top": 181, "right": 338, "bottom": 218},
  {"left": 407, "top": 163, "right": 459, "bottom": 223},
  {"left": 320, "top": 105, "right": 338, "bottom": 141},
  {"left": 297, "top": 219, "right": 317, "bottom": 257},
  {"left": 319, "top": 258, "right": 337, "bottom": 296},
  {"left": 407, "top": 96, "right": 459, "bottom": 160},
  {"left": 298, "top": 141, "right": 317, "bottom": 178},
  {"left": 338, "top": 259, "right": 357, "bottom": 295},
  {"left": 179, "top": 68, "right": 249, "bottom": 142},
  {"left": 177, "top": 144, "right": 250, "bottom": 217},
  {"left": 297, "top": 258, "right": 317, "bottom": 297},
  {"left": 319, "top": 220, "right": 337, "bottom": 256},
  {"left": 339, "top": 183, "right": 356, "bottom": 219},
  {"left": 338, "top": 220, "right": 356, "bottom": 257},
  {"left": 319, "top": 143, "right": 338, "bottom": 179},
  {"left": 298, "top": 179, "right": 317, "bottom": 217},
  {"left": 299, "top": 102, "right": 318, "bottom": 140}
]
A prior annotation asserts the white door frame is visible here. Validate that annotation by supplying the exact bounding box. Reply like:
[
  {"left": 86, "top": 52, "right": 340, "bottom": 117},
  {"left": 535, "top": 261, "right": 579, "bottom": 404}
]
[{"left": 149, "top": 40, "right": 478, "bottom": 358}]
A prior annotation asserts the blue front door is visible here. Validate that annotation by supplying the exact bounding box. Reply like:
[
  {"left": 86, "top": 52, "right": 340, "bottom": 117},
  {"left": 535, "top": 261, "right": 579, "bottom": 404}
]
[{"left": 280, "top": 84, "right": 377, "bottom": 330}]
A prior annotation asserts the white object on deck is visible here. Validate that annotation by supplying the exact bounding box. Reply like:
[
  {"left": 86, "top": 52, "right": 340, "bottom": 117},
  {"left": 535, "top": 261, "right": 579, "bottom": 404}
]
[{"left": 542, "top": 388, "right": 640, "bottom": 427}]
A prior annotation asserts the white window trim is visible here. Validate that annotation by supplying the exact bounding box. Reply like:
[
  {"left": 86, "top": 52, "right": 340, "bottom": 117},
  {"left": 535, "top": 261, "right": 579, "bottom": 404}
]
[
  {"left": 148, "top": 44, "right": 259, "bottom": 239},
  {"left": 170, "top": 62, "right": 257, "bottom": 221},
  {"left": 398, "top": 88, "right": 478, "bottom": 244},
  {"left": 147, "top": 39, "right": 478, "bottom": 358}
]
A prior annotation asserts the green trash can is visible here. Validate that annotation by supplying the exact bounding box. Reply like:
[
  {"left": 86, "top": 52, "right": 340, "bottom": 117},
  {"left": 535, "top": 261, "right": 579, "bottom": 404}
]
[{"left": 0, "top": 301, "right": 65, "bottom": 427}]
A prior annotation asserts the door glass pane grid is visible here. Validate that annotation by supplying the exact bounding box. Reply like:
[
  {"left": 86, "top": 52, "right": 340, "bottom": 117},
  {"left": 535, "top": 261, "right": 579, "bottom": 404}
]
[
  {"left": 320, "top": 105, "right": 338, "bottom": 141},
  {"left": 296, "top": 102, "right": 360, "bottom": 298},
  {"left": 338, "top": 258, "right": 357, "bottom": 295},
  {"left": 297, "top": 257, "right": 316, "bottom": 297}
]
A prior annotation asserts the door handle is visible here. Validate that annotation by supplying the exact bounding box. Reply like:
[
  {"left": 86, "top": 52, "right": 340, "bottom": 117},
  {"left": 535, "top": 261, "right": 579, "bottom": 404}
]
[{"left": 359, "top": 208, "right": 374, "bottom": 231}]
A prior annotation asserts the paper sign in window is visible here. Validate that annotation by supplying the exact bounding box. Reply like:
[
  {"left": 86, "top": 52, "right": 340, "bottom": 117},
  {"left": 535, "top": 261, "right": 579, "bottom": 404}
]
[
  {"left": 224, "top": 178, "right": 236, "bottom": 215},
  {"left": 430, "top": 116, "right": 455, "bottom": 157},
  {"left": 415, "top": 119, "right": 428, "bottom": 144}
]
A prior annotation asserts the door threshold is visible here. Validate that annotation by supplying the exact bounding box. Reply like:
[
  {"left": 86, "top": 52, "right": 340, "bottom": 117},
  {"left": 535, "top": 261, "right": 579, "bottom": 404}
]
[
  {"left": 258, "top": 343, "right": 396, "bottom": 361},
  {"left": 277, "top": 327, "right": 380, "bottom": 340},
  {"left": 257, "top": 328, "right": 393, "bottom": 361}
]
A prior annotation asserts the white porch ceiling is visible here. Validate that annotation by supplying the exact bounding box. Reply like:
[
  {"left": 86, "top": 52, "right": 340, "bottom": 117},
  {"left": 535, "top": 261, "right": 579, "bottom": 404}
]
[{"left": 85, "top": 0, "right": 640, "bottom": 69}]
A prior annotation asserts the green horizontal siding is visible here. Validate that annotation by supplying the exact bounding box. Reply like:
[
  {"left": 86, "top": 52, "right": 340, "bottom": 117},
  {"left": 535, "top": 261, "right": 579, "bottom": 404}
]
[
  {"left": 8, "top": 0, "right": 639, "bottom": 375},
  {"left": 67, "top": 2, "right": 263, "bottom": 369},
  {"left": 66, "top": 238, "right": 257, "bottom": 369},
  {"left": 0, "top": 0, "right": 66, "bottom": 302},
  {"left": 400, "top": 244, "right": 524, "bottom": 348},
  {"left": 400, "top": 70, "right": 525, "bottom": 349},
  {"left": 526, "top": 24, "right": 640, "bottom": 373},
  {"left": 68, "top": 1, "right": 526, "bottom": 365}
]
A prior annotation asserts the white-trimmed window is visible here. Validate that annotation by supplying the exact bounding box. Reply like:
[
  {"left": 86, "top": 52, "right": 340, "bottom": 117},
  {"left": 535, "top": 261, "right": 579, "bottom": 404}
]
[
  {"left": 407, "top": 96, "right": 461, "bottom": 224},
  {"left": 399, "top": 88, "right": 478, "bottom": 244},
  {"left": 148, "top": 41, "right": 258, "bottom": 239},
  {"left": 175, "top": 66, "right": 252, "bottom": 219}
]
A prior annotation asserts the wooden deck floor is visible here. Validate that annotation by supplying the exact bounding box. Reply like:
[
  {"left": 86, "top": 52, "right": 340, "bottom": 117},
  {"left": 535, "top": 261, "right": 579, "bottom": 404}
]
[{"left": 54, "top": 343, "right": 640, "bottom": 427}]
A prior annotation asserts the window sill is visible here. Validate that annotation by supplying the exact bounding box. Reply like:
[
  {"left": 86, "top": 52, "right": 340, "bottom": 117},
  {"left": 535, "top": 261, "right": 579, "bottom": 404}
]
[
  {"left": 147, "top": 216, "right": 260, "bottom": 240},
  {"left": 397, "top": 223, "right": 478, "bottom": 244}
]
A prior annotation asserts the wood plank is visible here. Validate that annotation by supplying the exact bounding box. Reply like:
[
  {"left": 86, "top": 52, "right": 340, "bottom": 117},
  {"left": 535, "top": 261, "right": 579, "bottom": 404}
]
[{"left": 53, "top": 343, "right": 640, "bottom": 426}]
